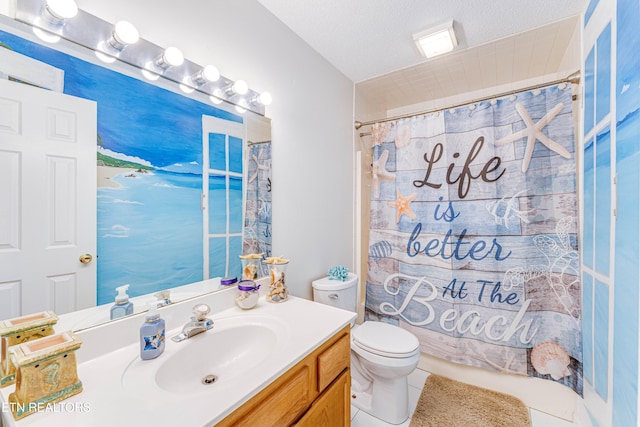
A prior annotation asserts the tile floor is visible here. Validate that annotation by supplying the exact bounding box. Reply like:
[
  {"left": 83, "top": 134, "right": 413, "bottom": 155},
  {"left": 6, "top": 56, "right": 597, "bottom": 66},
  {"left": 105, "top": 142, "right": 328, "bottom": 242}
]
[{"left": 350, "top": 369, "right": 575, "bottom": 427}]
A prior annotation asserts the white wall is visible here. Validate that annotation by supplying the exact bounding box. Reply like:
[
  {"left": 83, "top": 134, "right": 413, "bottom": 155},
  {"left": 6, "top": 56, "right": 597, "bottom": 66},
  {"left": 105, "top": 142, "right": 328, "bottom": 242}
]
[{"left": 77, "top": 0, "right": 356, "bottom": 300}]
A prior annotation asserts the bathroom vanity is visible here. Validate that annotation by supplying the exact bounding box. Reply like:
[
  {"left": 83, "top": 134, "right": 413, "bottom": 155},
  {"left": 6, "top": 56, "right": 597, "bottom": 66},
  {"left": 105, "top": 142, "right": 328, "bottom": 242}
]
[
  {"left": 0, "top": 285, "right": 355, "bottom": 427},
  {"left": 217, "top": 324, "right": 350, "bottom": 426}
]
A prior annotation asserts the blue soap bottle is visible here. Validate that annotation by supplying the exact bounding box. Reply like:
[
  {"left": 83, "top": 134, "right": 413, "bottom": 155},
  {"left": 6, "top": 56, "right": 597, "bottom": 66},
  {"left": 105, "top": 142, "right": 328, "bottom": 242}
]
[
  {"left": 110, "top": 284, "right": 134, "bottom": 320},
  {"left": 140, "top": 302, "right": 165, "bottom": 360}
]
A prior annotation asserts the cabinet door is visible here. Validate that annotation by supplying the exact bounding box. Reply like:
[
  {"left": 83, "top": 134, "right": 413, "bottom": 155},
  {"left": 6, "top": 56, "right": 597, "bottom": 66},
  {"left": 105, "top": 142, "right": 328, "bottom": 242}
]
[{"left": 293, "top": 370, "right": 350, "bottom": 427}]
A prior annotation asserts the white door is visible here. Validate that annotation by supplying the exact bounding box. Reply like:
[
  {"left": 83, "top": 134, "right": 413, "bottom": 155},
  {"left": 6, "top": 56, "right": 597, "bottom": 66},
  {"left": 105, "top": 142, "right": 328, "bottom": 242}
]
[{"left": 0, "top": 79, "right": 97, "bottom": 319}]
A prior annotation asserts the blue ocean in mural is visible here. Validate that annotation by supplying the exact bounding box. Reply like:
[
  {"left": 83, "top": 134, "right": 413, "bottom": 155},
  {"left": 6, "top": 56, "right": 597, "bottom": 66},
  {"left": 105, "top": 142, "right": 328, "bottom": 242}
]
[{"left": 97, "top": 170, "right": 241, "bottom": 305}]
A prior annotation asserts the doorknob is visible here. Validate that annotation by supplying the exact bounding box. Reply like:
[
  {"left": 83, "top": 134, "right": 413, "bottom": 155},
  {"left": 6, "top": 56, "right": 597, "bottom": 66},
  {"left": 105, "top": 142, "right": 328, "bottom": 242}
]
[{"left": 79, "top": 254, "right": 93, "bottom": 264}]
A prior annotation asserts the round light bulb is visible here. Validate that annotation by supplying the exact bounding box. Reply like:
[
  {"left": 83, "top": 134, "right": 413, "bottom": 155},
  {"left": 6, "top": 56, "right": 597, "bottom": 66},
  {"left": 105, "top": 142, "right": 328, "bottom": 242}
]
[
  {"left": 163, "top": 47, "right": 184, "bottom": 67},
  {"left": 179, "top": 83, "right": 194, "bottom": 94},
  {"left": 95, "top": 45, "right": 116, "bottom": 63},
  {"left": 45, "top": 0, "right": 78, "bottom": 20},
  {"left": 32, "top": 25, "right": 60, "bottom": 43},
  {"left": 209, "top": 89, "right": 223, "bottom": 105},
  {"left": 232, "top": 80, "right": 248, "bottom": 95},
  {"left": 141, "top": 66, "right": 160, "bottom": 81},
  {"left": 201, "top": 65, "right": 220, "bottom": 82},
  {"left": 258, "top": 92, "right": 272, "bottom": 106},
  {"left": 113, "top": 21, "right": 139, "bottom": 46},
  {"left": 235, "top": 105, "right": 247, "bottom": 114}
]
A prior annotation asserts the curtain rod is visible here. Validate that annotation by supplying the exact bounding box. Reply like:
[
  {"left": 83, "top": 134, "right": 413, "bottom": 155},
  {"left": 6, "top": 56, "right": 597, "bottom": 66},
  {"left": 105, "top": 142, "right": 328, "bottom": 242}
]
[
  {"left": 354, "top": 71, "right": 581, "bottom": 131},
  {"left": 247, "top": 140, "right": 271, "bottom": 146}
]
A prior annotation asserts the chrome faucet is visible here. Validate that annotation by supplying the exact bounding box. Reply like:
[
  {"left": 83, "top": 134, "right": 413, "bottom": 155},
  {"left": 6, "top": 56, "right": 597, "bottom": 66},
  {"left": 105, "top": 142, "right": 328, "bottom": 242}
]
[
  {"left": 171, "top": 304, "right": 214, "bottom": 342},
  {"left": 154, "top": 290, "right": 172, "bottom": 307}
]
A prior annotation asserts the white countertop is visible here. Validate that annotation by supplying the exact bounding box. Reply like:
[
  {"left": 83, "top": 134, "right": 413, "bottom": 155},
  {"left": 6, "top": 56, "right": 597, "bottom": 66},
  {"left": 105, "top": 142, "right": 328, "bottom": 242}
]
[{"left": 0, "top": 293, "right": 355, "bottom": 427}]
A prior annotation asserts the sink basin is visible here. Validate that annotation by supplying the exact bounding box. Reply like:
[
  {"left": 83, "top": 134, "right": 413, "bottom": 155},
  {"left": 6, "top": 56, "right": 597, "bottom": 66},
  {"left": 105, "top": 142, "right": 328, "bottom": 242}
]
[{"left": 122, "top": 315, "right": 285, "bottom": 395}]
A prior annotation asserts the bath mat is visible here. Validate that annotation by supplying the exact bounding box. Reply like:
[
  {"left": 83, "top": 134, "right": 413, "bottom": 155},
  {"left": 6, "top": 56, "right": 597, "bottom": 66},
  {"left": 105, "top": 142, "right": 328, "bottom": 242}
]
[{"left": 410, "top": 374, "right": 531, "bottom": 427}]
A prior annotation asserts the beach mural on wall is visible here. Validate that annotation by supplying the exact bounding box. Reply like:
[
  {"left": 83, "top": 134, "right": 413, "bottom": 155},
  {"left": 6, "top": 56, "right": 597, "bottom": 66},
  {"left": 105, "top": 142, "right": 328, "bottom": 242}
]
[
  {"left": 0, "top": 29, "right": 243, "bottom": 305},
  {"left": 366, "top": 85, "right": 583, "bottom": 394}
]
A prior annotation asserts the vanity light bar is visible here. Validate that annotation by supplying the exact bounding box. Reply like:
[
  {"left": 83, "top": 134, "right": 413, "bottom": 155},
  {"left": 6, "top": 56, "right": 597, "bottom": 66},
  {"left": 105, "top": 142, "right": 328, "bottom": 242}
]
[{"left": 15, "top": 0, "right": 270, "bottom": 115}]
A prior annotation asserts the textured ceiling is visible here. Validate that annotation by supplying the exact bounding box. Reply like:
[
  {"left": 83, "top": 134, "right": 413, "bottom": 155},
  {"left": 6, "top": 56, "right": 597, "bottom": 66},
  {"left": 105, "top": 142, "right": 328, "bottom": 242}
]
[
  {"left": 257, "top": 0, "right": 586, "bottom": 83},
  {"left": 257, "top": 1, "right": 586, "bottom": 114},
  {"left": 357, "top": 16, "right": 581, "bottom": 112}
]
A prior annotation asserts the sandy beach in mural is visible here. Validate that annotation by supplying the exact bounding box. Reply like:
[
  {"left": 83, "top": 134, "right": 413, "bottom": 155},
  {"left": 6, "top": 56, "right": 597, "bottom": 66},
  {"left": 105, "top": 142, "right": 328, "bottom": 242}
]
[{"left": 97, "top": 165, "right": 137, "bottom": 188}]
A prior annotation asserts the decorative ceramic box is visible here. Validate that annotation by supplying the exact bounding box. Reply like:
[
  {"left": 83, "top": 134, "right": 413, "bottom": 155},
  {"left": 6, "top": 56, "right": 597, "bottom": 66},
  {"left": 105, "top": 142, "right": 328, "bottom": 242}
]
[
  {"left": 0, "top": 311, "right": 58, "bottom": 387},
  {"left": 8, "top": 330, "right": 83, "bottom": 420}
]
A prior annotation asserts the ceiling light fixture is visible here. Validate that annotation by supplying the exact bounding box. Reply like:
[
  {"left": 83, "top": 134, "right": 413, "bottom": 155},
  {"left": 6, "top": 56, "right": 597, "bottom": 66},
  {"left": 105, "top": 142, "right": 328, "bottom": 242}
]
[{"left": 414, "top": 20, "right": 457, "bottom": 59}]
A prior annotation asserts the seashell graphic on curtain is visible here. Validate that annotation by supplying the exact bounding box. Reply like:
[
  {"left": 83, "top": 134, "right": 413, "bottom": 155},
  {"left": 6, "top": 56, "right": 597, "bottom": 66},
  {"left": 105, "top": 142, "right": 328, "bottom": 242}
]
[{"left": 531, "top": 342, "right": 571, "bottom": 380}]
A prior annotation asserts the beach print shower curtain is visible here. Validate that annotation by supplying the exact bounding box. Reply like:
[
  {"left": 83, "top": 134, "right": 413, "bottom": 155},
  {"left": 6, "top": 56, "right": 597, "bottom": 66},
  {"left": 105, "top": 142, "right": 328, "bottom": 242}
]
[
  {"left": 366, "top": 84, "right": 582, "bottom": 394},
  {"left": 243, "top": 142, "right": 272, "bottom": 263}
]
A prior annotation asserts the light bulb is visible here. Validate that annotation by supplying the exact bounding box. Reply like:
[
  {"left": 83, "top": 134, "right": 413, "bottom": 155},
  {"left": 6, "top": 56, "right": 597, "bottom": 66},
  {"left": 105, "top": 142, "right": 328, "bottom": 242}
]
[
  {"left": 45, "top": 0, "right": 78, "bottom": 20},
  {"left": 163, "top": 47, "right": 184, "bottom": 66},
  {"left": 232, "top": 80, "right": 248, "bottom": 95},
  {"left": 201, "top": 65, "right": 220, "bottom": 82},
  {"left": 141, "top": 65, "right": 160, "bottom": 81},
  {"left": 235, "top": 105, "right": 247, "bottom": 114},
  {"left": 155, "top": 47, "right": 184, "bottom": 69},
  {"left": 209, "top": 89, "right": 223, "bottom": 105},
  {"left": 179, "top": 80, "right": 194, "bottom": 94},
  {"left": 95, "top": 45, "right": 116, "bottom": 63},
  {"left": 32, "top": 20, "right": 60, "bottom": 43},
  {"left": 191, "top": 65, "right": 220, "bottom": 85},
  {"left": 258, "top": 92, "right": 272, "bottom": 106},
  {"left": 107, "top": 21, "right": 139, "bottom": 50}
]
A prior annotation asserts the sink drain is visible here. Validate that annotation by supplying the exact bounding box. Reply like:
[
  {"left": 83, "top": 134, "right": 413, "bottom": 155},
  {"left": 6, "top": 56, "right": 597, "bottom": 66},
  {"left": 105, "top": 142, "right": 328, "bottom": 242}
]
[{"left": 202, "top": 374, "right": 218, "bottom": 385}]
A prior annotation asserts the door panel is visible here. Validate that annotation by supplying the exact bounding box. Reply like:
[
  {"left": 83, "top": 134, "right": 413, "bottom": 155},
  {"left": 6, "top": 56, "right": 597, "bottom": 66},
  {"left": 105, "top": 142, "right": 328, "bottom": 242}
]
[{"left": 0, "top": 79, "right": 97, "bottom": 318}]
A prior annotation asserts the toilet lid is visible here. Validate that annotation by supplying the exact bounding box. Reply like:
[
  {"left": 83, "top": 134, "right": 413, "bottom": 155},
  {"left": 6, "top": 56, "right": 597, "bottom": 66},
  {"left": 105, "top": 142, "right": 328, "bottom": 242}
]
[{"left": 352, "top": 321, "right": 419, "bottom": 357}]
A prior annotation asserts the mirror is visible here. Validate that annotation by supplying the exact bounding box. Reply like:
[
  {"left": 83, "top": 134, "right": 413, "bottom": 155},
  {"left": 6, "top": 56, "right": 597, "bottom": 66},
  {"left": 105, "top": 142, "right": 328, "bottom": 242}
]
[{"left": 0, "top": 15, "right": 272, "bottom": 331}]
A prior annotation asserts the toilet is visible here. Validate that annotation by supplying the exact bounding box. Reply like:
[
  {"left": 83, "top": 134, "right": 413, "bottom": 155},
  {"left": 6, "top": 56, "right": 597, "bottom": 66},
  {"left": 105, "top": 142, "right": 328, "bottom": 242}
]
[{"left": 312, "top": 273, "right": 420, "bottom": 425}]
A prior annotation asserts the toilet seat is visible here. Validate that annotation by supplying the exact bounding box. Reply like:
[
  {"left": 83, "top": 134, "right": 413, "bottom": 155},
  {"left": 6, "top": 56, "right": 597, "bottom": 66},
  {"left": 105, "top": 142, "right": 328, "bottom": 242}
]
[{"left": 352, "top": 321, "right": 419, "bottom": 358}]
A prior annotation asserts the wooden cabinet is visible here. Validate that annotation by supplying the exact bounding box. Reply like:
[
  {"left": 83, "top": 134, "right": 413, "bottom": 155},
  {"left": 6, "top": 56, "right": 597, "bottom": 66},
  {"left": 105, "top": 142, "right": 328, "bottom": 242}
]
[
  {"left": 216, "top": 325, "right": 350, "bottom": 427},
  {"left": 293, "top": 370, "right": 350, "bottom": 427}
]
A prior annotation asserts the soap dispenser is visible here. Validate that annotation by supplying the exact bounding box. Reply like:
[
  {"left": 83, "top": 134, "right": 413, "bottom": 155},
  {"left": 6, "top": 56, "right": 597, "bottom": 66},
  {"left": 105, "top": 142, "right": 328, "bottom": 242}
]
[
  {"left": 110, "top": 284, "right": 134, "bottom": 320},
  {"left": 140, "top": 302, "right": 165, "bottom": 360}
]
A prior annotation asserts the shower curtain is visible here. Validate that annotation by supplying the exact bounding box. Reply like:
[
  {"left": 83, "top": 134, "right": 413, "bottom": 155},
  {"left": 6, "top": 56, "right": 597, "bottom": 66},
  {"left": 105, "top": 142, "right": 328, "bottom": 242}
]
[
  {"left": 243, "top": 142, "right": 272, "bottom": 268},
  {"left": 365, "top": 84, "right": 582, "bottom": 394}
]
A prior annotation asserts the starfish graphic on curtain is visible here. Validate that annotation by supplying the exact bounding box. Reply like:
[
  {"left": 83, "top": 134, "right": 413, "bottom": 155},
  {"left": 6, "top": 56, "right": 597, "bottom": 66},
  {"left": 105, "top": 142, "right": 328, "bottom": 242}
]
[{"left": 494, "top": 102, "right": 571, "bottom": 172}]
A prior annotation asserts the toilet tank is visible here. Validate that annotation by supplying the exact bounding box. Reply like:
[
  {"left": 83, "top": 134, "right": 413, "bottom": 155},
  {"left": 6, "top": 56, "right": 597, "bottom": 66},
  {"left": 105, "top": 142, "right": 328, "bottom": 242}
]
[{"left": 312, "top": 272, "right": 358, "bottom": 313}]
